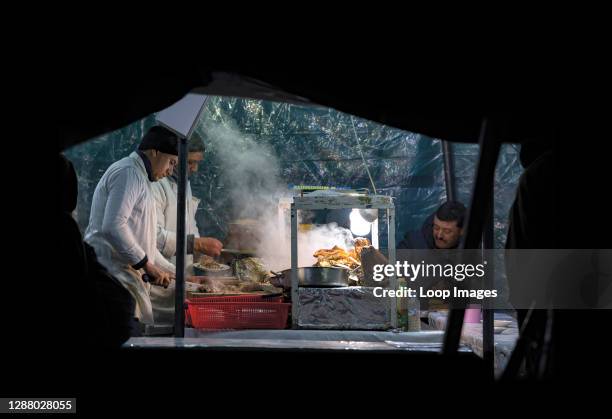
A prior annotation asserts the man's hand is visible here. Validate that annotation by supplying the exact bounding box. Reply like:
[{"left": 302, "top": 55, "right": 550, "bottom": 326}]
[
  {"left": 194, "top": 237, "right": 223, "bottom": 257},
  {"left": 144, "top": 261, "right": 175, "bottom": 288}
]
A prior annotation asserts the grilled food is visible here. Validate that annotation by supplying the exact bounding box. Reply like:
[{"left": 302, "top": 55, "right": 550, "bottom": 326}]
[
  {"left": 313, "top": 238, "right": 370, "bottom": 269},
  {"left": 196, "top": 256, "right": 229, "bottom": 271}
]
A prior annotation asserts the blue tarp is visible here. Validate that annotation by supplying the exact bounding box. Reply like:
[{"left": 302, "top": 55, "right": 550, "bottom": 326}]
[
  {"left": 66, "top": 96, "right": 521, "bottom": 248},
  {"left": 65, "top": 97, "right": 522, "bottom": 306}
]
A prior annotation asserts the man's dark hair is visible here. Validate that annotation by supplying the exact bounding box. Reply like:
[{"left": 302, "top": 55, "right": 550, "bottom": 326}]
[
  {"left": 435, "top": 201, "right": 467, "bottom": 228},
  {"left": 138, "top": 125, "right": 179, "bottom": 156},
  {"left": 188, "top": 133, "right": 206, "bottom": 153}
]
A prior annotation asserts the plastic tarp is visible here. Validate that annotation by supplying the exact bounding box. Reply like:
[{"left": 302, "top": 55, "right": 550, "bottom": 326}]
[{"left": 65, "top": 96, "right": 522, "bottom": 308}]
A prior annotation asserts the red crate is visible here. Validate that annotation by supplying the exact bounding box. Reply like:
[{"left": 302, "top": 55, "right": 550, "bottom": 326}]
[
  {"left": 187, "top": 301, "right": 290, "bottom": 330},
  {"left": 187, "top": 294, "right": 283, "bottom": 304}
]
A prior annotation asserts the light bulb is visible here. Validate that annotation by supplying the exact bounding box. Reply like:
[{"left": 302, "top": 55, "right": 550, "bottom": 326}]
[{"left": 350, "top": 209, "right": 371, "bottom": 237}]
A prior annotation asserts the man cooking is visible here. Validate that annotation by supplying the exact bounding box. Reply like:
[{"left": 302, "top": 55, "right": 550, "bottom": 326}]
[
  {"left": 149, "top": 133, "right": 223, "bottom": 324},
  {"left": 84, "top": 126, "right": 179, "bottom": 334},
  {"left": 152, "top": 133, "right": 222, "bottom": 267}
]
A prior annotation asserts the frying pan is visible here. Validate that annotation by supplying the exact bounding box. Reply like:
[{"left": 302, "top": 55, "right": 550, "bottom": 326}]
[{"left": 270, "top": 267, "right": 349, "bottom": 289}]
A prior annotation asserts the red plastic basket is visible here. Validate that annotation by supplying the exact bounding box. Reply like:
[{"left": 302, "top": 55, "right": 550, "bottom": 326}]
[
  {"left": 187, "top": 301, "right": 290, "bottom": 330},
  {"left": 187, "top": 294, "right": 283, "bottom": 303}
]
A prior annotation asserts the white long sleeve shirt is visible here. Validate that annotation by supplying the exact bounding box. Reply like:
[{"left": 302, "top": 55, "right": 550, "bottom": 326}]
[
  {"left": 151, "top": 176, "right": 200, "bottom": 260},
  {"left": 84, "top": 152, "right": 175, "bottom": 324}
]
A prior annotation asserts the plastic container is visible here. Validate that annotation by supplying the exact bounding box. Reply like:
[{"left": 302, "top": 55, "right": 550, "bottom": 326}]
[
  {"left": 187, "top": 294, "right": 283, "bottom": 303},
  {"left": 187, "top": 297, "right": 290, "bottom": 329},
  {"left": 464, "top": 305, "right": 482, "bottom": 323}
]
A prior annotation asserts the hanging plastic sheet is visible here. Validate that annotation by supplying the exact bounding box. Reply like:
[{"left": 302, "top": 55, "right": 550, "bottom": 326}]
[{"left": 65, "top": 96, "right": 523, "bottom": 310}]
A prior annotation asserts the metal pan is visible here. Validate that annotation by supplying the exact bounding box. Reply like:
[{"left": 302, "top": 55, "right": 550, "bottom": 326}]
[{"left": 270, "top": 267, "right": 349, "bottom": 289}]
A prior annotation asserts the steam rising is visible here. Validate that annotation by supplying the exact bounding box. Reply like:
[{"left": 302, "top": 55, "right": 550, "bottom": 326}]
[{"left": 203, "top": 118, "right": 355, "bottom": 271}]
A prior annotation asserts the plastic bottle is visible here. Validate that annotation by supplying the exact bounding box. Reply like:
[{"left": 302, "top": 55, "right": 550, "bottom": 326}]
[{"left": 407, "top": 290, "right": 421, "bottom": 332}]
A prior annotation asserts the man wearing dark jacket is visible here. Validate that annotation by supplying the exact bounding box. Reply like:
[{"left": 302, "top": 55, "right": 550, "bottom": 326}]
[
  {"left": 398, "top": 201, "right": 466, "bottom": 250},
  {"left": 396, "top": 201, "right": 466, "bottom": 311}
]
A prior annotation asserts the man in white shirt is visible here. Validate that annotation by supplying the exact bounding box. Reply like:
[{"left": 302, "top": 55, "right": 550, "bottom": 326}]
[
  {"left": 150, "top": 134, "right": 223, "bottom": 324},
  {"left": 85, "top": 126, "right": 179, "bottom": 328},
  {"left": 153, "top": 134, "right": 222, "bottom": 268}
]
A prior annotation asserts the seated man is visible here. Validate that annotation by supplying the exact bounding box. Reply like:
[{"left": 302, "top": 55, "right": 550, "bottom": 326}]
[
  {"left": 397, "top": 201, "right": 467, "bottom": 311},
  {"left": 398, "top": 201, "right": 466, "bottom": 250}
]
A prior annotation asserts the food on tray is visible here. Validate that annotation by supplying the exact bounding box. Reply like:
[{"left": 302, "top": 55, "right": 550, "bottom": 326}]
[
  {"left": 313, "top": 238, "right": 370, "bottom": 270},
  {"left": 234, "top": 257, "right": 271, "bottom": 283},
  {"left": 195, "top": 255, "right": 229, "bottom": 271},
  {"left": 195, "top": 279, "right": 281, "bottom": 295},
  {"left": 353, "top": 238, "right": 370, "bottom": 260},
  {"left": 238, "top": 281, "right": 265, "bottom": 292}
]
